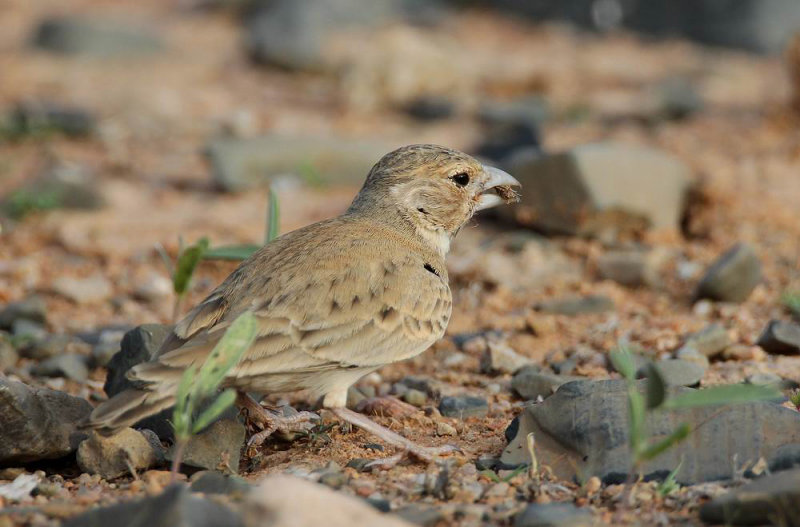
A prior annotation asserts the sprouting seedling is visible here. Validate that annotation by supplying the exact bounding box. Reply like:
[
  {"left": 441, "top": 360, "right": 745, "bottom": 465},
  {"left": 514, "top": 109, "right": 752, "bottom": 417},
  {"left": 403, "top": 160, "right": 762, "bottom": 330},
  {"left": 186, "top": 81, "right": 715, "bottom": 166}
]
[
  {"left": 162, "top": 237, "right": 209, "bottom": 322},
  {"left": 203, "top": 186, "right": 280, "bottom": 262},
  {"left": 782, "top": 291, "right": 800, "bottom": 319},
  {"left": 657, "top": 460, "right": 683, "bottom": 497},
  {"left": 608, "top": 344, "right": 781, "bottom": 503},
  {"left": 170, "top": 311, "right": 257, "bottom": 480}
]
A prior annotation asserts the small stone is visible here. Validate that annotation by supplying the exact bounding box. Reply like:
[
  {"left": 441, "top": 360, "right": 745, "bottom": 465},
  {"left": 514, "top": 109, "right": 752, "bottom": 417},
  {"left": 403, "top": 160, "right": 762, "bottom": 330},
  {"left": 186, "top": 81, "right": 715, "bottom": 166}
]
[
  {"left": 404, "top": 96, "right": 454, "bottom": 121},
  {"left": 511, "top": 366, "right": 580, "bottom": 400},
  {"left": 318, "top": 471, "right": 347, "bottom": 490},
  {"left": 637, "top": 359, "right": 705, "bottom": 387},
  {"left": 678, "top": 324, "right": 731, "bottom": 358},
  {"left": 166, "top": 418, "right": 245, "bottom": 474},
  {"left": 31, "top": 354, "right": 89, "bottom": 383},
  {"left": 245, "top": 474, "right": 412, "bottom": 527},
  {"left": 32, "top": 16, "right": 163, "bottom": 57},
  {"left": 485, "top": 482, "right": 510, "bottom": 498},
  {"left": 674, "top": 346, "right": 710, "bottom": 370},
  {"left": 190, "top": 471, "right": 251, "bottom": 496},
  {"left": 345, "top": 458, "right": 373, "bottom": 472},
  {"left": 52, "top": 275, "right": 112, "bottom": 304},
  {"left": 11, "top": 319, "right": 46, "bottom": 342},
  {"left": 746, "top": 372, "right": 798, "bottom": 390},
  {"left": 439, "top": 396, "right": 488, "bottom": 419},
  {"left": 436, "top": 421, "right": 457, "bottom": 437},
  {"left": 474, "top": 96, "right": 544, "bottom": 163},
  {"left": 514, "top": 502, "right": 593, "bottom": 527},
  {"left": 23, "top": 334, "right": 91, "bottom": 361},
  {"left": 76, "top": 430, "right": 157, "bottom": 480},
  {"left": 695, "top": 244, "right": 762, "bottom": 303},
  {"left": 0, "top": 378, "right": 92, "bottom": 463},
  {"left": 346, "top": 386, "right": 367, "bottom": 409},
  {"left": 0, "top": 297, "right": 46, "bottom": 330},
  {"left": 721, "top": 344, "right": 767, "bottom": 362},
  {"left": 584, "top": 476, "right": 602, "bottom": 494},
  {"left": 0, "top": 335, "right": 18, "bottom": 370},
  {"left": 756, "top": 320, "right": 800, "bottom": 355},
  {"left": 402, "top": 389, "right": 428, "bottom": 407},
  {"left": 481, "top": 340, "right": 531, "bottom": 374},
  {"left": 5, "top": 101, "right": 94, "bottom": 138},
  {"left": 133, "top": 273, "right": 172, "bottom": 302},
  {"left": 596, "top": 248, "right": 670, "bottom": 288},
  {"left": 535, "top": 295, "right": 614, "bottom": 316},
  {"left": 63, "top": 484, "right": 243, "bottom": 527}
]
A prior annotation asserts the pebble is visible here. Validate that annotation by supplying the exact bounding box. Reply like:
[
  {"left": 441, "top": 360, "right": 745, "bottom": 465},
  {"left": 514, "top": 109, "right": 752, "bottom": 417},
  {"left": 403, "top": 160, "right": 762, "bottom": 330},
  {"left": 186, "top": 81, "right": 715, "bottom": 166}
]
[
  {"left": 23, "top": 334, "right": 91, "bottom": 361},
  {"left": 76, "top": 429, "right": 157, "bottom": 480},
  {"left": 678, "top": 323, "right": 731, "bottom": 358},
  {"left": 402, "top": 388, "right": 427, "bottom": 407},
  {"left": 636, "top": 359, "right": 705, "bottom": 387},
  {"left": 31, "top": 354, "right": 89, "bottom": 383},
  {"left": 52, "top": 275, "right": 113, "bottom": 304},
  {"left": 0, "top": 297, "right": 47, "bottom": 330},
  {"left": 439, "top": 396, "right": 488, "bottom": 419},
  {"left": 480, "top": 340, "right": 531, "bottom": 374},
  {"left": 756, "top": 320, "right": 800, "bottom": 355},
  {"left": 695, "top": 243, "right": 761, "bottom": 303},
  {"left": 584, "top": 476, "right": 601, "bottom": 494},
  {"left": 436, "top": 421, "right": 457, "bottom": 436}
]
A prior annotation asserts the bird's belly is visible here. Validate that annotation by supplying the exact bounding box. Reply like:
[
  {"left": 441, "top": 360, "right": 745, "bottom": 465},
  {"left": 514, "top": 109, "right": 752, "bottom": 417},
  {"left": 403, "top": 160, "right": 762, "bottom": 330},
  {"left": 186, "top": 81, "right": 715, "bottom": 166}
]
[{"left": 233, "top": 365, "right": 379, "bottom": 401}]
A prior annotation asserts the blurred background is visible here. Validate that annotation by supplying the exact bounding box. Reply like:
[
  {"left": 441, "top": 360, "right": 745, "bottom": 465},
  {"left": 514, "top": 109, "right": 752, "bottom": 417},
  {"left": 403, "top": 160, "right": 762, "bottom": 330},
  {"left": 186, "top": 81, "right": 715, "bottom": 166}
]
[{"left": 1, "top": 0, "right": 799, "bottom": 347}]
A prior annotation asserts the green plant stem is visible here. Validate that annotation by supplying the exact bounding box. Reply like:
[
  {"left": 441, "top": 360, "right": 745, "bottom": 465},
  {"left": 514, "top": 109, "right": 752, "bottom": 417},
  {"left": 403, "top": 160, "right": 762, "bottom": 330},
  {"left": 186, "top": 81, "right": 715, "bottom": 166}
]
[{"left": 170, "top": 438, "right": 187, "bottom": 483}]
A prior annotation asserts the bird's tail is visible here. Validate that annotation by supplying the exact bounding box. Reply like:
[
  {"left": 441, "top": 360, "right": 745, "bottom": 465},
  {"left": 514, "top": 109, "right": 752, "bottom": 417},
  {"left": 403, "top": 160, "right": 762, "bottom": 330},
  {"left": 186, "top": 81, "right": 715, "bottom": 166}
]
[{"left": 81, "top": 363, "right": 181, "bottom": 435}]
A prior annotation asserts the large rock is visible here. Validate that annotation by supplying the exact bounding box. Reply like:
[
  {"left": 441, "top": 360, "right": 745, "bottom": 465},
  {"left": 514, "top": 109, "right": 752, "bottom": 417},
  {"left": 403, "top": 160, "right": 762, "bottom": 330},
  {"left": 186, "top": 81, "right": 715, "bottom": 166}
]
[
  {"left": 501, "top": 143, "right": 691, "bottom": 236},
  {"left": 756, "top": 320, "right": 800, "bottom": 355},
  {"left": 205, "top": 136, "right": 396, "bottom": 192},
  {"left": 77, "top": 429, "right": 158, "bottom": 480},
  {"left": 0, "top": 378, "right": 92, "bottom": 463},
  {"left": 501, "top": 379, "right": 800, "bottom": 484},
  {"left": 104, "top": 324, "right": 173, "bottom": 438},
  {"left": 514, "top": 503, "right": 594, "bottom": 527},
  {"left": 63, "top": 484, "right": 244, "bottom": 527},
  {"left": 166, "top": 418, "right": 245, "bottom": 474},
  {"left": 0, "top": 296, "right": 46, "bottom": 330},
  {"left": 244, "top": 474, "right": 413, "bottom": 527},
  {"left": 695, "top": 244, "right": 761, "bottom": 303},
  {"left": 31, "top": 16, "right": 163, "bottom": 57},
  {"left": 700, "top": 469, "right": 800, "bottom": 526}
]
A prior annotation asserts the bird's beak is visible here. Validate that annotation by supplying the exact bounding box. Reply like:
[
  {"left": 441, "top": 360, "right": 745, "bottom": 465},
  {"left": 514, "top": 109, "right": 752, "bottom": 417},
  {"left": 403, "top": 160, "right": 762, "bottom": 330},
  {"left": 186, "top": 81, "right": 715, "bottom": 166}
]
[{"left": 476, "top": 166, "right": 521, "bottom": 211}]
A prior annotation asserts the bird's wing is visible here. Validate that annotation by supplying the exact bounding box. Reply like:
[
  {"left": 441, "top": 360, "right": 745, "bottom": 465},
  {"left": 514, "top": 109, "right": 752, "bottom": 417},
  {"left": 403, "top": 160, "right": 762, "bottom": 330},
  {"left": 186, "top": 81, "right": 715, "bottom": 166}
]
[{"left": 131, "top": 220, "right": 451, "bottom": 387}]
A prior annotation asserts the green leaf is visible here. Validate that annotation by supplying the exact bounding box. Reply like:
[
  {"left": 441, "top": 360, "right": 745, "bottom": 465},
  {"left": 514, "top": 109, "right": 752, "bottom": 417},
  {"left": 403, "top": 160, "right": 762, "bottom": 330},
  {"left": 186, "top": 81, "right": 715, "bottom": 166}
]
[
  {"left": 191, "top": 389, "right": 237, "bottom": 434},
  {"left": 479, "top": 470, "right": 501, "bottom": 483},
  {"left": 639, "top": 423, "right": 691, "bottom": 461},
  {"left": 644, "top": 363, "right": 667, "bottom": 410},
  {"left": 172, "top": 237, "right": 209, "bottom": 294},
  {"left": 782, "top": 292, "right": 800, "bottom": 319},
  {"left": 610, "top": 346, "right": 636, "bottom": 380},
  {"left": 628, "top": 387, "right": 646, "bottom": 456},
  {"left": 195, "top": 312, "right": 258, "bottom": 398},
  {"left": 203, "top": 244, "right": 261, "bottom": 261},
  {"left": 662, "top": 384, "right": 782, "bottom": 410},
  {"left": 265, "top": 187, "right": 280, "bottom": 244},
  {"left": 657, "top": 460, "right": 683, "bottom": 497},
  {"left": 502, "top": 464, "right": 528, "bottom": 482},
  {"left": 172, "top": 365, "right": 197, "bottom": 440}
]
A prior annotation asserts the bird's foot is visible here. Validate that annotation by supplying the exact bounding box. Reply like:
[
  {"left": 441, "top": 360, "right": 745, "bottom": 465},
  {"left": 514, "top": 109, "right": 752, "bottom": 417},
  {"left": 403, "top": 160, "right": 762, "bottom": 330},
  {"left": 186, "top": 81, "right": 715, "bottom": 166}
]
[
  {"left": 330, "top": 407, "right": 461, "bottom": 468},
  {"left": 237, "top": 393, "right": 319, "bottom": 447}
]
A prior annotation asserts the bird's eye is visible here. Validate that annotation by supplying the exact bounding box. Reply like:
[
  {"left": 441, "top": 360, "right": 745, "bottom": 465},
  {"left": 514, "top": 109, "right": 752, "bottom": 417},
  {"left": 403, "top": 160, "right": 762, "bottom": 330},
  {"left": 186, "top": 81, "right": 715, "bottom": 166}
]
[{"left": 450, "top": 173, "right": 470, "bottom": 186}]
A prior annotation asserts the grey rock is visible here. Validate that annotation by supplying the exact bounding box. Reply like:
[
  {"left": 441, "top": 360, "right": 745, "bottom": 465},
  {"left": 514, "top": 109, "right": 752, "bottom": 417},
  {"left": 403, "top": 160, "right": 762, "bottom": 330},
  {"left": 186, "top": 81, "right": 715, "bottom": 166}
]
[
  {"left": 345, "top": 458, "right": 373, "bottom": 472},
  {"left": 439, "top": 396, "right": 488, "bottom": 419},
  {"left": 63, "top": 484, "right": 244, "bottom": 527},
  {"left": 6, "top": 101, "right": 93, "bottom": 138},
  {"left": 514, "top": 503, "right": 594, "bottom": 527},
  {"left": 31, "top": 353, "right": 89, "bottom": 383},
  {"left": 401, "top": 375, "right": 449, "bottom": 399},
  {"left": 166, "top": 418, "right": 245, "bottom": 474},
  {"left": 0, "top": 296, "right": 46, "bottom": 330},
  {"left": 402, "top": 389, "right": 428, "bottom": 407},
  {"left": 10, "top": 319, "right": 46, "bottom": 342},
  {"left": 674, "top": 346, "right": 711, "bottom": 370},
  {"left": 651, "top": 77, "right": 703, "bottom": 121},
  {"left": 22, "top": 334, "right": 90, "bottom": 361},
  {"left": 474, "top": 96, "right": 546, "bottom": 163},
  {"left": 190, "top": 471, "right": 252, "bottom": 496},
  {"left": 535, "top": 295, "right": 614, "bottom": 316},
  {"left": 32, "top": 16, "right": 163, "bottom": 57},
  {"left": 700, "top": 469, "right": 800, "bottom": 526},
  {"left": 746, "top": 372, "right": 799, "bottom": 390},
  {"left": 104, "top": 324, "right": 172, "bottom": 438},
  {"left": 596, "top": 248, "right": 670, "bottom": 288},
  {"left": 206, "top": 135, "right": 395, "bottom": 192},
  {"left": 501, "top": 379, "right": 800, "bottom": 484},
  {"left": 637, "top": 359, "right": 705, "bottom": 387},
  {"left": 502, "top": 143, "right": 690, "bottom": 235},
  {"left": 404, "top": 96, "right": 454, "bottom": 121},
  {"left": 695, "top": 244, "right": 762, "bottom": 303},
  {"left": 76, "top": 429, "right": 157, "bottom": 479},
  {"left": 52, "top": 274, "right": 112, "bottom": 304},
  {"left": 0, "top": 378, "right": 92, "bottom": 463},
  {"left": 318, "top": 470, "right": 348, "bottom": 490},
  {"left": 512, "top": 366, "right": 580, "bottom": 400},
  {"left": 0, "top": 333, "right": 18, "bottom": 370},
  {"left": 480, "top": 340, "right": 532, "bottom": 374},
  {"left": 678, "top": 323, "right": 731, "bottom": 358},
  {"left": 245, "top": 0, "right": 424, "bottom": 71},
  {"left": 756, "top": 320, "right": 800, "bottom": 355}
]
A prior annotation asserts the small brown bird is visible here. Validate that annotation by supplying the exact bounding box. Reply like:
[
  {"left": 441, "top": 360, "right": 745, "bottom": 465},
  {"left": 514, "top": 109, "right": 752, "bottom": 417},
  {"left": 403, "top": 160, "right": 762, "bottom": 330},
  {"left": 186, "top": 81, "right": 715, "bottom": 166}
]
[{"left": 85, "top": 144, "right": 520, "bottom": 461}]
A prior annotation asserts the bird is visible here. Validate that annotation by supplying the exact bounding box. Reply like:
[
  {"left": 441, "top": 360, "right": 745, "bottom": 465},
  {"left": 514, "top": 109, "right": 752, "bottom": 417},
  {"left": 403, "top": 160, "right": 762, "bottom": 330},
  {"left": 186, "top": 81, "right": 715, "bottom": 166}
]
[{"left": 84, "top": 144, "right": 520, "bottom": 462}]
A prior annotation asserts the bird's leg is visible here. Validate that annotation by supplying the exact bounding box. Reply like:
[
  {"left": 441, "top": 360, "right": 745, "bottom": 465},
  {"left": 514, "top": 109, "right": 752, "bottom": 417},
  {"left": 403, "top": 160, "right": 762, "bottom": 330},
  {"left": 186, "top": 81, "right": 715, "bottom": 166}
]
[
  {"left": 236, "top": 392, "right": 319, "bottom": 447},
  {"left": 330, "top": 407, "right": 459, "bottom": 467}
]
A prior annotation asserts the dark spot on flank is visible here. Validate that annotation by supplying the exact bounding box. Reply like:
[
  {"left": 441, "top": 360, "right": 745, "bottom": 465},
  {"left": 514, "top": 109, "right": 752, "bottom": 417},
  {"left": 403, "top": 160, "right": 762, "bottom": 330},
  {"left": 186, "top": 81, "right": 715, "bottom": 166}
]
[
  {"left": 352, "top": 296, "right": 361, "bottom": 306},
  {"left": 417, "top": 207, "right": 428, "bottom": 214},
  {"left": 331, "top": 300, "right": 341, "bottom": 312},
  {"left": 424, "top": 263, "right": 439, "bottom": 277}
]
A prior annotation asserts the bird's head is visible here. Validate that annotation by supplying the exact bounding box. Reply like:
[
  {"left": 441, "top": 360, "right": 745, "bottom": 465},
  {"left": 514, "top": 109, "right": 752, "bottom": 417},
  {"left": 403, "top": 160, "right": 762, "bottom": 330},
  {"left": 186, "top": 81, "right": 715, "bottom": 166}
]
[{"left": 348, "top": 144, "right": 521, "bottom": 254}]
